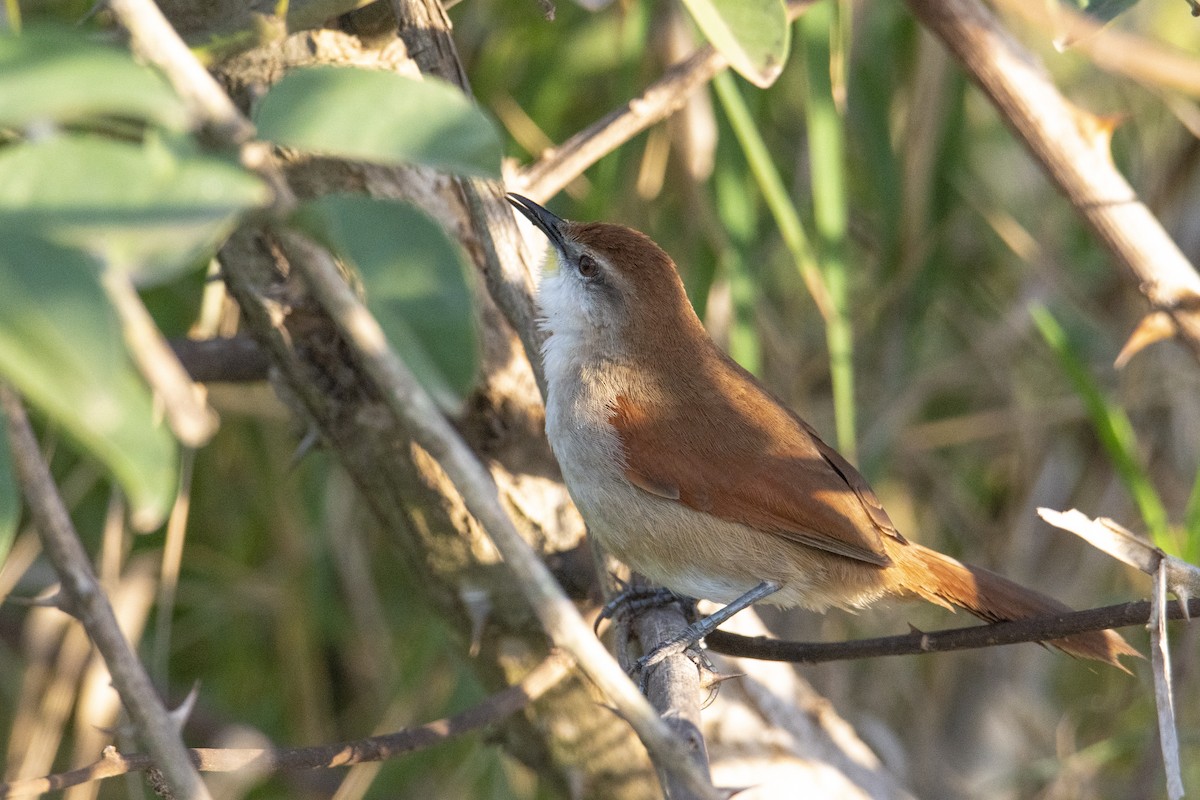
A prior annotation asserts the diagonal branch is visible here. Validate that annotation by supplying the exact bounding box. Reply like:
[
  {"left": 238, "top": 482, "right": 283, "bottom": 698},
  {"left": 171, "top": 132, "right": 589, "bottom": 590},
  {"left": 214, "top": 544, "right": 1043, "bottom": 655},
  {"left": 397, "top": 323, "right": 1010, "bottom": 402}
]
[
  {"left": 0, "top": 386, "right": 212, "bottom": 800},
  {"left": 514, "top": 0, "right": 816, "bottom": 204},
  {"left": 0, "top": 652, "right": 572, "bottom": 799},
  {"left": 275, "top": 229, "right": 722, "bottom": 799},
  {"left": 905, "top": 0, "right": 1200, "bottom": 363}
]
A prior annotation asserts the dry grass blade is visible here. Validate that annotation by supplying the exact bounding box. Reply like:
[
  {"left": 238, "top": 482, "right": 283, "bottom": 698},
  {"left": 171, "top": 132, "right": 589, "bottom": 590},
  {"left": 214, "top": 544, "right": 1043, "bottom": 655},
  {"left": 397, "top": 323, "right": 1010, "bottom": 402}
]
[
  {"left": 1037, "top": 508, "right": 1200, "bottom": 602},
  {"left": 1151, "top": 563, "right": 1184, "bottom": 800}
]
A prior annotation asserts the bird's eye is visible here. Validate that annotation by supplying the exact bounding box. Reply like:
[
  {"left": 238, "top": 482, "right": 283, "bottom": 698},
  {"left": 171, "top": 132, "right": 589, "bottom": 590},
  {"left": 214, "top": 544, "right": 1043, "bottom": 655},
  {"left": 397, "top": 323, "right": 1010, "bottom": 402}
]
[{"left": 577, "top": 254, "right": 600, "bottom": 278}]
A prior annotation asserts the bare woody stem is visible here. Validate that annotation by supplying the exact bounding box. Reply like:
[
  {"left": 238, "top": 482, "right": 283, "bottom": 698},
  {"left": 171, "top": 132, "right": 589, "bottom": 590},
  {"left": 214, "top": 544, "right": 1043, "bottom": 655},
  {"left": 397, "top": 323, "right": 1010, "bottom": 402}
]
[
  {"left": 905, "top": 0, "right": 1200, "bottom": 361},
  {"left": 0, "top": 386, "right": 212, "bottom": 800},
  {"left": 0, "top": 653, "right": 572, "bottom": 799},
  {"left": 275, "top": 229, "right": 723, "bottom": 800},
  {"left": 515, "top": 0, "right": 816, "bottom": 204},
  {"left": 706, "top": 597, "right": 1199, "bottom": 663}
]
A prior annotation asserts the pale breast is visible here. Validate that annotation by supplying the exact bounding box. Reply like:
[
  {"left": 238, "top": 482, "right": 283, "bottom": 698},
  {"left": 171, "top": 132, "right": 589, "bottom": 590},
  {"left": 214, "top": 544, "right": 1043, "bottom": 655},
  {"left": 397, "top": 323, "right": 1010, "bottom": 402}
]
[{"left": 539, "top": 328, "right": 891, "bottom": 612}]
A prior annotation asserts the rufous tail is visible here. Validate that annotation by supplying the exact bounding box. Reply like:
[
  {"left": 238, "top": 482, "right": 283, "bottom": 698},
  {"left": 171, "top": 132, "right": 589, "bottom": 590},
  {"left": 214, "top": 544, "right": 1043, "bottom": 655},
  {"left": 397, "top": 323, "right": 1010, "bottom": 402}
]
[{"left": 891, "top": 542, "right": 1139, "bottom": 670}]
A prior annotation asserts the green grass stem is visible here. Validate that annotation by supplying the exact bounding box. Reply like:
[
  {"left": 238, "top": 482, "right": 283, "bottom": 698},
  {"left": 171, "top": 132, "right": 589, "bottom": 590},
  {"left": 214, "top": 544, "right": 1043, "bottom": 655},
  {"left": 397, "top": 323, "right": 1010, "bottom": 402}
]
[
  {"left": 1031, "top": 304, "right": 1176, "bottom": 554},
  {"left": 713, "top": 62, "right": 858, "bottom": 461},
  {"left": 800, "top": 0, "right": 856, "bottom": 462}
]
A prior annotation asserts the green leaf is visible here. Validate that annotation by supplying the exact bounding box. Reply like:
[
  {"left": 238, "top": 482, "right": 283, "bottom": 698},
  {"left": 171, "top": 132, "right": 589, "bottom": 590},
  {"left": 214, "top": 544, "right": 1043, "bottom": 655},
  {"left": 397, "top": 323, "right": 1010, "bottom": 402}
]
[
  {"left": 0, "top": 413, "right": 18, "bottom": 567},
  {"left": 681, "top": 0, "right": 790, "bottom": 88},
  {"left": 254, "top": 66, "right": 502, "bottom": 177},
  {"left": 292, "top": 195, "right": 479, "bottom": 401},
  {"left": 0, "top": 232, "right": 177, "bottom": 529},
  {"left": 0, "top": 132, "right": 268, "bottom": 285},
  {"left": 0, "top": 26, "right": 189, "bottom": 131}
]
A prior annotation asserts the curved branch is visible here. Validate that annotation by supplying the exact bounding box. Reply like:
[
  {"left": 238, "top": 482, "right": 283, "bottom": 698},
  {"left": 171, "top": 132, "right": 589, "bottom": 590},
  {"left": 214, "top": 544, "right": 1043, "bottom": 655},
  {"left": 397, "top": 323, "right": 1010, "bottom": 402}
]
[{"left": 706, "top": 597, "right": 1198, "bottom": 663}]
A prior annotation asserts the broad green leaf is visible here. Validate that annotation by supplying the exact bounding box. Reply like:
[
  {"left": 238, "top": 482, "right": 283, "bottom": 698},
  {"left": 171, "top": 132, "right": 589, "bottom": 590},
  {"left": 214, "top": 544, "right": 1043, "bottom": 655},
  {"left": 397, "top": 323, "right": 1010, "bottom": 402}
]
[
  {"left": 681, "top": 0, "right": 790, "bottom": 88},
  {"left": 0, "top": 132, "right": 268, "bottom": 285},
  {"left": 292, "top": 195, "right": 478, "bottom": 401},
  {"left": 0, "top": 413, "right": 17, "bottom": 567},
  {"left": 0, "top": 26, "right": 189, "bottom": 130},
  {"left": 254, "top": 67, "right": 502, "bottom": 178},
  {"left": 0, "top": 232, "right": 176, "bottom": 529}
]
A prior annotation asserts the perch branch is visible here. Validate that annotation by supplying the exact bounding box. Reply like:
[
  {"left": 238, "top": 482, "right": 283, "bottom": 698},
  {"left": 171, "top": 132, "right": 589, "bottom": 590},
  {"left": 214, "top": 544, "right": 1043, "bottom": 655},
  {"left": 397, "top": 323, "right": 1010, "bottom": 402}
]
[
  {"left": 629, "top": 584, "right": 712, "bottom": 800},
  {"left": 706, "top": 597, "right": 1197, "bottom": 663},
  {"left": 0, "top": 386, "right": 211, "bottom": 800},
  {"left": 904, "top": 0, "right": 1200, "bottom": 362},
  {"left": 275, "top": 229, "right": 722, "bottom": 799}
]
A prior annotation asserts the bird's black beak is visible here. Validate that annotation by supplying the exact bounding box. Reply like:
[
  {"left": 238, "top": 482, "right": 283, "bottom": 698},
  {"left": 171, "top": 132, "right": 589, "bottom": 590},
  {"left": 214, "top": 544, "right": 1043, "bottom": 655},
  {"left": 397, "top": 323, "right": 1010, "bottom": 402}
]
[{"left": 507, "top": 193, "right": 569, "bottom": 254}]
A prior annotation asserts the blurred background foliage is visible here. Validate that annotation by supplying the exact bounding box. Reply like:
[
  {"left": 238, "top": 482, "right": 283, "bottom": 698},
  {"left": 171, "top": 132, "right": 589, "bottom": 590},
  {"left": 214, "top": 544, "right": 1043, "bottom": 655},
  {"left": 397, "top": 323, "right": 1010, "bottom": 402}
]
[{"left": 2, "top": 0, "right": 1200, "bottom": 798}]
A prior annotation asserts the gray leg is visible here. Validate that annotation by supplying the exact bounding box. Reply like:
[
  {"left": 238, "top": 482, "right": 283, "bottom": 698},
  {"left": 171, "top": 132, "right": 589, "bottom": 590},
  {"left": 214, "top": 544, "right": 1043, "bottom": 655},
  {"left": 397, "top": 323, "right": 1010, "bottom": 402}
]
[{"left": 635, "top": 580, "right": 780, "bottom": 688}]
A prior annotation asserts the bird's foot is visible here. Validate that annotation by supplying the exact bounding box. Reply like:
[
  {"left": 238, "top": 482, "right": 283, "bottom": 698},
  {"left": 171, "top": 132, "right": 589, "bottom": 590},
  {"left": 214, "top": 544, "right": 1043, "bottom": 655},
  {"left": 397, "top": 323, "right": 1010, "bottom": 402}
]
[
  {"left": 631, "top": 580, "right": 782, "bottom": 694},
  {"left": 594, "top": 585, "right": 695, "bottom": 634},
  {"left": 635, "top": 637, "right": 713, "bottom": 694}
]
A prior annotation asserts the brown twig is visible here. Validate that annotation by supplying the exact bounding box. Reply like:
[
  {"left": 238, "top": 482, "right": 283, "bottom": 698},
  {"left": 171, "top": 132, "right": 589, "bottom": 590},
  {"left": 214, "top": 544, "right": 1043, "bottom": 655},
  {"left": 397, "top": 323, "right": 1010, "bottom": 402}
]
[
  {"left": 169, "top": 337, "right": 271, "bottom": 383},
  {"left": 706, "top": 597, "right": 1198, "bottom": 663},
  {"left": 514, "top": 0, "right": 816, "bottom": 203},
  {"left": 0, "top": 386, "right": 212, "bottom": 800},
  {"left": 905, "top": 0, "right": 1200, "bottom": 363},
  {"left": 101, "top": 271, "right": 219, "bottom": 449},
  {"left": 0, "top": 652, "right": 573, "bottom": 798}
]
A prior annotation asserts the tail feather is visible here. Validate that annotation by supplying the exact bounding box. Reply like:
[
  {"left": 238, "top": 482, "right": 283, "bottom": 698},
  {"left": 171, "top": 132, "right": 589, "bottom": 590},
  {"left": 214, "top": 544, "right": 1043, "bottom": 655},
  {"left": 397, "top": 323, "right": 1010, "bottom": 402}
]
[{"left": 892, "top": 542, "right": 1139, "bottom": 670}]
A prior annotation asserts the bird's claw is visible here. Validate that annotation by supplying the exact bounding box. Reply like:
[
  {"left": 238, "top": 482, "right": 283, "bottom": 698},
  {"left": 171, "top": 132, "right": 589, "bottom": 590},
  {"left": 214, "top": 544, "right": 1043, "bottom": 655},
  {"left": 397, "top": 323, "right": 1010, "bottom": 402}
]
[
  {"left": 634, "top": 638, "right": 713, "bottom": 694},
  {"left": 594, "top": 585, "right": 691, "bottom": 635}
]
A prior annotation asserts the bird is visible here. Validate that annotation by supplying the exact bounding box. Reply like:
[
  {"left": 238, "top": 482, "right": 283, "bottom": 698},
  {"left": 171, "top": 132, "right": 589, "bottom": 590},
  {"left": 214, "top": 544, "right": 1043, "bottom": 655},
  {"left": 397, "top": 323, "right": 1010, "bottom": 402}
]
[{"left": 506, "top": 192, "right": 1136, "bottom": 673}]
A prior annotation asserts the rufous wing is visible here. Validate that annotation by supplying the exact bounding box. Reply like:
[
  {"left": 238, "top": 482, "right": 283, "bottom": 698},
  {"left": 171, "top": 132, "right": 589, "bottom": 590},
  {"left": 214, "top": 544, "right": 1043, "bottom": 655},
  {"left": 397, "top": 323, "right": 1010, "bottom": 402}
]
[{"left": 609, "top": 359, "right": 902, "bottom": 567}]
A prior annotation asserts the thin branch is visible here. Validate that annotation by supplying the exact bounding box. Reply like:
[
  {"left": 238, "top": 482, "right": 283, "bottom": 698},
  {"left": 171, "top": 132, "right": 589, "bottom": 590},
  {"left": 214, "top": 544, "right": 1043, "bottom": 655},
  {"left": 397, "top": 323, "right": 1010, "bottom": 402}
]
[
  {"left": 275, "top": 228, "right": 722, "bottom": 800},
  {"left": 513, "top": 45, "right": 724, "bottom": 204},
  {"left": 169, "top": 336, "right": 271, "bottom": 384},
  {"left": 101, "top": 271, "right": 219, "bottom": 449},
  {"left": 905, "top": 0, "right": 1200, "bottom": 363},
  {"left": 0, "top": 652, "right": 573, "bottom": 799},
  {"left": 107, "top": 0, "right": 253, "bottom": 142},
  {"left": 706, "top": 597, "right": 1199, "bottom": 663},
  {"left": 1039, "top": 507, "right": 1190, "bottom": 796},
  {"left": 514, "top": 0, "right": 816, "bottom": 203},
  {"left": 994, "top": 0, "right": 1200, "bottom": 97},
  {"left": 0, "top": 385, "right": 212, "bottom": 800}
]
